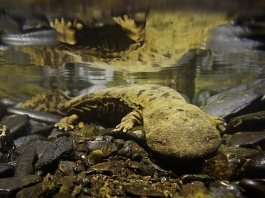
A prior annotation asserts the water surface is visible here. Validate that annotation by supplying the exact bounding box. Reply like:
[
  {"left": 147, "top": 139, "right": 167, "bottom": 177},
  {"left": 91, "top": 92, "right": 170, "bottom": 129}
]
[{"left": 0, "top": 0, "right": 264, "bottom": 103}]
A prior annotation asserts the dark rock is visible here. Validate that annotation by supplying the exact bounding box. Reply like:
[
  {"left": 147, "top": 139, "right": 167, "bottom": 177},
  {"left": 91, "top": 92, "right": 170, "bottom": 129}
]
[
  {"left": 225, "top": 111, "right": 265, "bottom": 134},
  {"left": 35, "top": 136, "right": 73, "bottom": 170},
  {"left": 48, "top": 128, "right": 71, "bottom": 140},
  {"left": 123, "top": 183, "right": 164, "bottom": 197},
  {"left": 203, "top": 91, "right": 263, "bottom": 120},
  {"left": 86, "top": 161, "right": 124, "bottom": 175},
  {"left": 117, "top": 140, "right": 148, "bottom": 159},
  {"left": 28, "top": 120, "right": 54, "bottom": 136},
  {"left": 201, "top": 153, "right": 246, "bottom": 180},
  {"left": 208, "top": 184, "right": 245, "bottom": 198},
  {"left": 58, "top": 160, "right": 75, "bottom": 176},
  {"left": 241, "top": 155, "right": 265, "bottom": 178},
  {"left": 1, "top": 114, "right": 29, "bottom": 139},
  {"left": 14, "top": 134, "right": 48, "bottom": 148},
  {"left": 87, "top": 140, "right": 117, "bottom": 156},
  {"left": 7, "top": 107, "right": 62, "bottom": 124},
  {"left": 126, "top": 161, "right": 155, "bottom": 176},
  {"left": 15, "top": 140, "right": 52, "bottom": 157},
  {"left": 0, "top": 163, "right": 14, "bottom": 177},
  {"left": 0, "top": 175, "right": 41, "bottom": 197},
  {"left": 15, "top": 146, "right": 36, "bottom": 177},
  {"left": 113, "top": 139, "right": 125, "bottom": 149},
  {"left": 239, "top": 179, "right": 265, "bottom": 198},
  {"left": 228, "top": 131, "right": 265, "bottom": 147},
  {"left": 16, "top": 179, "right": 60, "bottom": 198},
  {"left": 218, "top": 145, "right": 260, "bottom": 158},
  {"left": 73, "top": 164, "right": 85, "bottom": 174}
]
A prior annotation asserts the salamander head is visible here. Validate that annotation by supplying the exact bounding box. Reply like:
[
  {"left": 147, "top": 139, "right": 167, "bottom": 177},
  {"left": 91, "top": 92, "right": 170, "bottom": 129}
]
[{"left": 143, "top": 106, "right": 221, "bottom": 160}]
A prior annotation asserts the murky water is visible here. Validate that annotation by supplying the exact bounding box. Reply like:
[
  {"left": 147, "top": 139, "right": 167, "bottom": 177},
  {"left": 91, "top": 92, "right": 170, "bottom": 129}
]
[{"left": 0, "top": 0, "right": 264, "bottom": 102}]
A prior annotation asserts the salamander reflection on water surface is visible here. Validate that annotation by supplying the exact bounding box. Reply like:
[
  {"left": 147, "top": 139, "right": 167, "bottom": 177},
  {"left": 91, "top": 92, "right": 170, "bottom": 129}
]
[{"left": 18, "top": 84, "right": 225, "bottom": 160}]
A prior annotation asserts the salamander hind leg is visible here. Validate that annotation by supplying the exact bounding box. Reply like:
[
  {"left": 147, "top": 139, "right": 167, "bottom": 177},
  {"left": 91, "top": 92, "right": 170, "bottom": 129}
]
[
  {"left": 113, "top": 111, "right": 143, "bottom": 132},
  {"left": 55, "top": 114, "right": 79, "bottom": 130}
]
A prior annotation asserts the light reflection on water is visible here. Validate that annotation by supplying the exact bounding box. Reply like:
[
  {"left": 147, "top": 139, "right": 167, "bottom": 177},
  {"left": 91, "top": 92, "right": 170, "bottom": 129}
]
[{"left": 0, "top": 0, "right": 264, "bottom": 102}]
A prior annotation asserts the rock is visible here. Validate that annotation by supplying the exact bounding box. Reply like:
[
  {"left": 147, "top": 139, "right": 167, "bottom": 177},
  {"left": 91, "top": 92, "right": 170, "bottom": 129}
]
[
  {"left": 58, "top": 160, "right": 76, "bottom": 176},
  {"left": 225, "top": 111, "right": 265, "bottom": 133},
  {"left": 0, "top": 163, "right": 14, "bottom": 178},
  {"left": 14, "top": 134, "right": 48, "bottom": 148},
  {"left": 16, "top": 179, "right": 60, "bottom": 198},
  {"left": 126, "top": 161, "right": 155, "bottom": 176},
  {"left": 239, "top": 179, "right": 265, "bottom": 198},
  {"left": 0, "top": 175, "right": 41, "bottom": 197},
  {"left": 35, "top": 136, "right": 73, "bottom": 170},
  {"left": 208, "top": 184, "right": 244, "bottom": 198},
  {"left": 15, "top": 146, "right": 35, "bottom": 177},
  {"left": 123, "top": 183, "right": 164, "bottom": 197},
  {"left": 203, "top": 91, "right": 263, "bottom": 120},
  {"left": 0, "top": 114, "right": 29, "bottom": 139},
  {"left": 7, "top": 107, "right": 62, "bottom": 124},
  {"left": 218, "top": 145, "right": 260, "bottom": 158},
  {"left": 201, "top": 153, "right": 246, "bottom": 180},
  {"left": 28, "top": 120, "right": 54, "bottom": 136},
  {"left": 117, "top": 140, "right": 148, "bottom": 159},
  {"left": 228, "top": 131, "right": 265, "bottom": 147},
  {"left": 86, "top": 161, "right": 124, "bottom": 175},
  {"left": 87, "top": 140, "right": 117, "bottom": 157},
  {"left": 241, "top": 155, "right": 265, "bottom": 178}
]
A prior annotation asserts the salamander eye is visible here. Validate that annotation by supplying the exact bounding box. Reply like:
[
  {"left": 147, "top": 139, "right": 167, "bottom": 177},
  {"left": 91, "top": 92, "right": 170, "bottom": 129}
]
[{"left": 161, "top": 140, "right": 167, "bottom": 146}]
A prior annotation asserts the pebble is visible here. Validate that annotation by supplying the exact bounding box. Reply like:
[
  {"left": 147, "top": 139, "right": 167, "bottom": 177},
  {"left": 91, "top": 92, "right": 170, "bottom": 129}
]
[
  {"left": 203, "top": 91, "right": 263, "bottom": 120},
  {"left": 14, "top": 147, "right": 35, "bottom": 177},
  {"left": 7, "top": 107, "right": 62, "bottom": 124},
  {"left": 14, "top": 134, "right": 48, "bottom": 148},
  {"left": 228, "top": 131, "right": 265, "bottom": 147},
  {"left": 0, "top": 175, "right": 42, "bottom": 197},
  {"left": 239, "top": 179, "right": 265, "bottom": 198},
  {"left": 35, "top": 136, "right": 73, "bottom": 170},
  {"left": 1, "top": 114, "right": 29, "bottom": 139},
  {"left": 241, "top": 155, "right": 265, "bottom": 178},
  {"left": 225, "top": 111, "right": 265, "bottom": 133}
]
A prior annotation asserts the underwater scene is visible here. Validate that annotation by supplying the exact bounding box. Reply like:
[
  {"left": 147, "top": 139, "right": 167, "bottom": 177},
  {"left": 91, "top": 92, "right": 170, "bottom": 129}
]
[{"left": 0, "top": 0, "right": 265, "bottom": 197}]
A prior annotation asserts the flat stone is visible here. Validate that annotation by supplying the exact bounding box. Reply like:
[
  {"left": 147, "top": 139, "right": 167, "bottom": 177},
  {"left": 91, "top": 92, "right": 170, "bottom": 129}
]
[
  {"left": 229, "top": 132, "right": 265, "bottom": 147},
  {"left": 0, "top": 175, "right": 41, "bottom": 197},
  {"left": 203, "top": 91, "right": 263, "bottom": 120}
]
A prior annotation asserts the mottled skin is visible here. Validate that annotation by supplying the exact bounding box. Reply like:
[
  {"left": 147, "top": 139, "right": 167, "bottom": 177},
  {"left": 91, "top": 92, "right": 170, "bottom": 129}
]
[{"left": 18, "top": 84, "right": 225, "bottom": 160}]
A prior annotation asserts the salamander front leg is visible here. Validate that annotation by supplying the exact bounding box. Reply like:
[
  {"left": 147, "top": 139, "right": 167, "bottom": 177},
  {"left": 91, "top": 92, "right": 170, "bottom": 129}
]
[
  {"left": 55, "top": 114, "right": 79, "bottom": 130},
  {"left": 112, "top": 110, "right": 143, "bottom": 132}
]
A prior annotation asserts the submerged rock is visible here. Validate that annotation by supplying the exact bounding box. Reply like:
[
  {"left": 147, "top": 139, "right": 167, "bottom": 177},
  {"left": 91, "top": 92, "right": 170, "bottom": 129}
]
[{"left": 0, "top": 175, "right": 42, "bottom": 197}]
